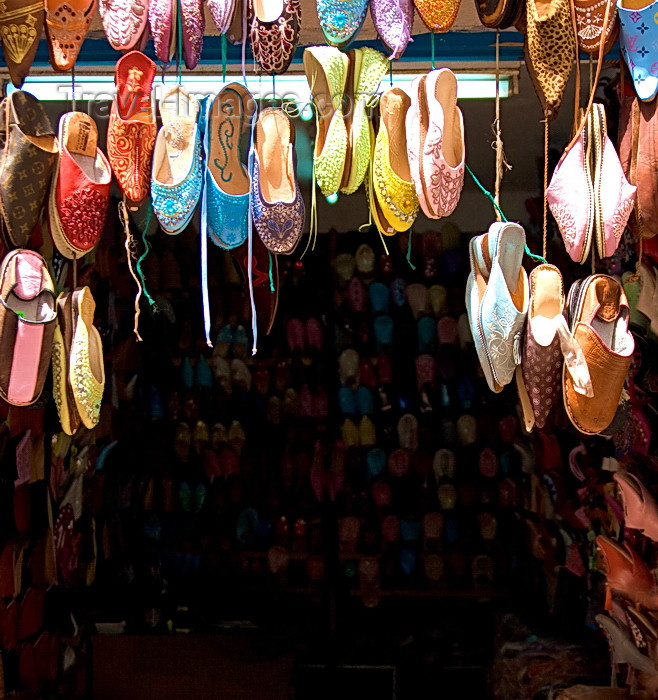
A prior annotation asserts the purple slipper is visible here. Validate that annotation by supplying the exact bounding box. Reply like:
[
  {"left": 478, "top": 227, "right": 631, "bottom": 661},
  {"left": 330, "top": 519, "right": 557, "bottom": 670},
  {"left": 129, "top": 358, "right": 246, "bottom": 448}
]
[{"left": 370, "top": 0, "right": 413, "bottom": 60}]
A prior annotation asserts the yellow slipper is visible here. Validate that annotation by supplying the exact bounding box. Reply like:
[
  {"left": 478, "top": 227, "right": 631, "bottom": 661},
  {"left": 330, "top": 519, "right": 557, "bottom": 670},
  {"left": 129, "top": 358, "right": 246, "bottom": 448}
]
[{"left": 372, "top": 87, "right": 419, "bottom": 232}]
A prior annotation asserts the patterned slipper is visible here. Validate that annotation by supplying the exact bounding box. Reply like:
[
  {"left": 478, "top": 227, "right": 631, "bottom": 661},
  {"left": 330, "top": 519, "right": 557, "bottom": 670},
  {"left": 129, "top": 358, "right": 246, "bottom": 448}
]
[
  {"left": 0, "top": 0, "right": 43, "bottom": 86},
  {"left": 52, "top": 293, "right": 82, "bottom": 435},
  {"left": 99, "top": 0, "right": 150, "bottom": 51},
  {"left": 69, "top": 287, "right": 105, "bottom": 429},
  {"left": 45, "top": 0, "right": 95, "bottom": 71}
]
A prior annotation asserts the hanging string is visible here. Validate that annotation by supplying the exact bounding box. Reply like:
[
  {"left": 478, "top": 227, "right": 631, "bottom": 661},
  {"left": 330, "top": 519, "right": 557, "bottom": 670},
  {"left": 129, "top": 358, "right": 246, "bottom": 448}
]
[
  {"left": 302, "top": 74, "right": 319, "bottom": 259},
  {"left": 221, "top": 33, "right": 227, "bottom": 82},
  {"left": 466, "top": 164, "right": 547, "bottom": 264},
  {"left": 135, "top": 207, "right": 157, "bottom": 307},
  {"left": 241, "top": 0, "right": 248, "bottom": 86},
  {"left": 71, "top": 65, "right": 76, "bottom": 111},
  {"left": 119, "top": 199, "right": 143, "bottom": 341},
  {"left": 492, "top": 29, "right": 510, "bottom": 218},
  {"left": 177, "top": 0, "right": 183, "bottom": 84},
  {"left": 246, "top": 92, "right": 258, "bottom": 355},
  {"left": 267, "top": 251, "right": 275, "bottom": 291},
  {"left": 430, "top": 31, "right": 435, "bottom": 70},
  {"left": 406, "top": 229, "right": 416, "bottom": 270},
  {"left": 542, "top": 117, "right": 549, "bottom": 261},
  {"left": 72, "top": 252, "right": 77, "bottom": 290},
  {"left": 271, "top": 73, "right": 276, "bottom": 107},
  {"left": 378, "top": 230, "right": 389, "bottom": 255},
  {"left": 389, "top": 61, "right": 393, "bottom": 87}
]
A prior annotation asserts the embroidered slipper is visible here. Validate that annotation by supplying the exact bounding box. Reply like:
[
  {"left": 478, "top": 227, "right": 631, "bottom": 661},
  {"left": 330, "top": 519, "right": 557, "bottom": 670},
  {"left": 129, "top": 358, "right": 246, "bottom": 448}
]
[
  {"left": 369, "top": 0, "right": 413, "bottom": 59},
  {"left": 149, "top": 0, "right": 175, "bottom": 63},
  {"left": 0, "top": 91, "right": 57, "bottom": 249},
  {"left": 52, "top": 292, "right": 82, "bottom": 435},
  {"left": 466, "top": 223, "right": 528, "bottom": 392},
  {"left": 106, "top": 51, "right": 157, "bottom": 210},
  {"left": 564, "top": 275, "right": 634, "bottom": 435},
  {"left": 181, "top": 0, "right": 204, "bottom": 69},
  {"left": 304, "top": 46, "right": 349, "bottom": 197},
  {"left": 45, "top": 0, "right": 95, "bottom": 71},
  {"left": 318, "top": 0, "right": 368, "bottom": 48},
  {"left": 151, "top": 86, "right": 202, "bottom": 234},
  {"left": 208, "top": 0, "right": 235, "bottom": 33},
  {"left": 574, "top": 0, "right": 617, "bottom": 54},
  {"left": 205, "top": 83, "right": 253, "bottom": 249},
  {"left": 69, "top": 286, "right": 105, "bottom": 429},
  {"left": 99, "top": 0, "right": 150, "bottom": 51},
  {"left": 0, "top": 249, "right": 57, "bottom": 407},
  {"left": 252, "top": 107, "right": 305, "bottom": 254},
  {"left": 49, "top": 112, "right": 111, "bottom": 259},
  {"left": 0, "top": 0, "right": 43, "bottom": 87},
  {"left": 373, "top": 87, "right": 418, "bottom": 233},
  {"left": 248, "top": 0, "right": 301, "bottom": 75}
]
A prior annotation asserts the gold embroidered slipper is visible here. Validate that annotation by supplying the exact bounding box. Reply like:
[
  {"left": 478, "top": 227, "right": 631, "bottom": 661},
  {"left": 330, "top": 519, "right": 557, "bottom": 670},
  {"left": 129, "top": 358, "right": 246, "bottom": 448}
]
[
  {"left": 372, "top": 87, "right": 418, "bottom": 233},
  {"left": 51, "top": 291, "right": 81, "bottom": 436},
  {"left": 69, "top": 286, "right": 104, "bottom": 430},
  {"left": 304, "top": 45, "right": 349, "bottom": 197},
  {"left": 0, "top": 0, "right": 44, "bottom": 87}
]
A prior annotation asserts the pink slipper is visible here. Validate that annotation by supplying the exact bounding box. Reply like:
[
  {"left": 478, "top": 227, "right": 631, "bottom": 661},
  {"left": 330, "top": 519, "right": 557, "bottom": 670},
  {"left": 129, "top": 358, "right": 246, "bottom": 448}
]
[{"left": 181, "top": 0, "right": 204, "bottom": 68}]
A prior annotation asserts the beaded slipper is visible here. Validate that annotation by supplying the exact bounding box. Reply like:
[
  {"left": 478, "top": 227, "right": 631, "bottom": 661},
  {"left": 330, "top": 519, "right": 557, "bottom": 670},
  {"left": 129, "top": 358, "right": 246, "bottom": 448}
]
[
  {"left": 317, "top": 0, "right": 368, "bottom": 48},
  {"left": 49, "top": 112, "right": 111, "bottom": 259},
  {"left": 205, "top": 83, "right": 253, "bottom": 249},
  {"left": 372, "top": 87, "right": 418, "bottom": 233},
  {"left": 304, "top": 45, "right": 349, "bottom": 197},
  {"left": 69, "top": 286, "right": 104, "bottom": 430},
  {"left": 369, "top": 0, "right": 413, "bottom": 60},
  {"left": 52, "top": 292, "right": 82, "bottom": 435},
  {"left": 340, "top": 47, "right": 389, "bottom": 195},
  {"left": 207, "top": 0, "right": 235, "bottom": 33},
  {"left": 414, "top": 0, "right": 461, "bottom": 31},
  {"left": 149, "top": 0, "right": 175, "bottom": 63},
  {"left": 151, "top": 86, "right": 203, "bottom": 234},
  {"left": 251, "top": 107, "right": 305, "bottom": 254},
  {"left": 181, "top": 0, "right": 204, "bottom": 69},
  {"left": 99, "top": 0, "right": 150, "bottom": 51}
]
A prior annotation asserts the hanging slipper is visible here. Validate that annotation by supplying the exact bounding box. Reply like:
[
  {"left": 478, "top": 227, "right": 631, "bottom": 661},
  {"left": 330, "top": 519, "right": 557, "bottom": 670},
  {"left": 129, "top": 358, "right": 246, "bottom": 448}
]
[
  {"left": 524, "top": 0, "right": 575, "bottom": 119},
  {"left": 106, "top": 50, "right": 157, "bottom": 210},
  {"left": 0, "top": 250, "right": 57, "bottom": 407},
  {"left": 149, "top": 0, "right": 175, "bottom": 63},
  {"left": 99, "top": 0, "right": 150, "bottom": 52},
  {"left": 151, "top": 86, "right": 203, "bottom": 234},
  {"left": 69, "top": 287, "right": 105, "bottom": 430},
  {"left": 252, "top": 108, "right": 305, "bottom": 254},
  {"left": 207, "top": 0, "right": 235, "bottom": 33},
  {"left": 45, "top": 0, "right": 95, "bottom": 71},
  {"left": 0, "top": 92, "right": 57, "bottom": 249},
  {"left": 0, "top": 0, "right": 43, "bottom": 87},
  {"left": 475, "top": 0, "right": 523, "bottom": 28},
  {"left": 49, "top": 112, "right": 111, "bottom": 259},
  {"left": 181, "top": 0, "right": 204, "bottom": 69},
  {"left": 564, "top": 275, "right": 634, "bottom": 435},
  {"left": 573, "top": 0, "right": 617, "bottom": 54},
  {"left": 52, "top": 292, "right": 82, "bottom": 435},
  {"left": 369, "top": 0, "right": 413, "bottom": 59},
  {"left": 248, "top": 0, "right": 301, "bottom": 75}
]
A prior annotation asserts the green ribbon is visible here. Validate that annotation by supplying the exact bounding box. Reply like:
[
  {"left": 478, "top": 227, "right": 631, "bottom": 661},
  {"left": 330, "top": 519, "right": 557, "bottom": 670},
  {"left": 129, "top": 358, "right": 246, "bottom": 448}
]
[
  {"left": 406, "top": 229, "right": 416, "bottom": 270},
  {"left": 465, "top": 164, "right": 547, "bottom": 264},
  {"left": 268, "top": 251, "right": 275, "bottom": 292},
  {"left": 135, "top": 207, "right": 157, "bottom": 307},
  {"left": 221, "top": 33, "right": 227, "bottom": 82}
]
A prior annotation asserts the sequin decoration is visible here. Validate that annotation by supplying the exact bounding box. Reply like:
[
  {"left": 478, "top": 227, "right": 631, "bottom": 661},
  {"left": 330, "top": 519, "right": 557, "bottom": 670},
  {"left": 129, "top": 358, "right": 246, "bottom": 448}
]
[
  {"left": 181, "top": 0, "right": 204, "bottom": 69},
  {"left": 373, "top": 126, "right": 418, "bottom": 232},
  {"left": 99, "top": 0, "right": 148, "bottom": 51},
  {"left": 148, "top": 0, "right": 173, "bottom": 63},
  {"left": 206, "top": 174, "right": 249, "bottom": 249},
  {"left": 413, "top": 0, "right": 461, "bottom": 32},
  {"left": 369, "top": 0, "right": 413, "bottom": 60},
  {"left": 45, "top": 0, "right": 96, "bottom": 71},
  {"left": 70, "top": 309, "right": 104, "bottom": 428},
  {"left": 317, "top": 0, "right": 367, "bottom": 47},
  {"left": 251, "top": 154, "right": 305, "bottom": 255},
  {"left": 248, "top": 0, "right": 301, "bottom": 75},
  {"left": 152, "top": 133, "right": 203, "bottom": 234}
]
